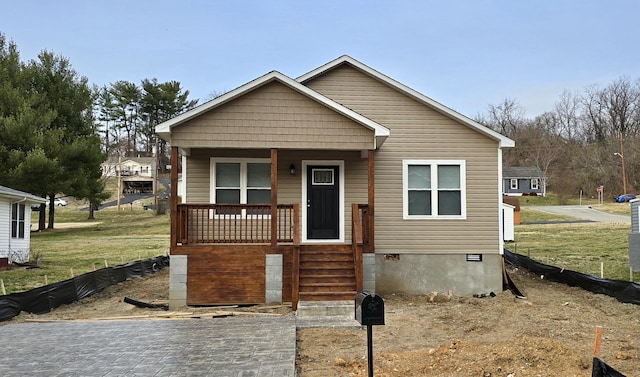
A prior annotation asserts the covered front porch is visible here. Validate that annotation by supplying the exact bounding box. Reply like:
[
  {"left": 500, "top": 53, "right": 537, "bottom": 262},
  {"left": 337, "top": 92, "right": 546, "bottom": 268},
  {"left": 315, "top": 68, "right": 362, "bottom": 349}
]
[
  {"left": 168, "top": 147, "right": 376, "bottom": 310},
  {"left": 154, "top": 70, "right": 391, "bottom": 309}
]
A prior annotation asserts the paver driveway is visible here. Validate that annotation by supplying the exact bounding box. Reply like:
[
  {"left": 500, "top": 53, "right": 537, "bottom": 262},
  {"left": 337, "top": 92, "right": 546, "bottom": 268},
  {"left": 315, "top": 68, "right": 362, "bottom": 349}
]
[{"left": 0, "top": 315, "right": 296, "bottom": 377}]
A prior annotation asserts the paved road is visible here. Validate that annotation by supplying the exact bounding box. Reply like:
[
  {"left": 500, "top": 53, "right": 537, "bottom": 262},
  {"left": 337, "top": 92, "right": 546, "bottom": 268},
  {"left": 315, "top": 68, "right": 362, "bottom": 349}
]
[
  {"left": 0, "top": 316, "right": 296, "bottom": 376},
  {"left": 533, "top": 205, "right": 630, "bottom": 224}
]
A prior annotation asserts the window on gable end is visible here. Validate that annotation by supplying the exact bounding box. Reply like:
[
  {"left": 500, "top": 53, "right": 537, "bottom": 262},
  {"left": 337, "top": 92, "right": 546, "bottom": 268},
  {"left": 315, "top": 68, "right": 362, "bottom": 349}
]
[{"left": 403, "top": 160, "right": 466, "bottom": 219}]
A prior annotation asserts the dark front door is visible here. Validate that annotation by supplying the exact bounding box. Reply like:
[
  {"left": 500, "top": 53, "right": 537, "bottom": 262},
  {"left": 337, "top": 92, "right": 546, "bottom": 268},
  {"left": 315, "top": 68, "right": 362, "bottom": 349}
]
[{"left": 307, "top": 165, "right": 339, "bottom": 239}]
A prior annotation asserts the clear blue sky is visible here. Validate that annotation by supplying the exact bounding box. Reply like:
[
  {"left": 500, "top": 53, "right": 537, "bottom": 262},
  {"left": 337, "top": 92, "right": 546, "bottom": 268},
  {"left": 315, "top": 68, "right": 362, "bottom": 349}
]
[{"left": 3, "top": 1, "right": 639, "bottom": 118}]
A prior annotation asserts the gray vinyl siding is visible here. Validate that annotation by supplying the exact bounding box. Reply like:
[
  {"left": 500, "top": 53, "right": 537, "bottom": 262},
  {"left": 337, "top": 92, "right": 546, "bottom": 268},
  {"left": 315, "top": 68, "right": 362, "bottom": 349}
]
[
  {"left": 305, "top": 65, "right": 502, "bottom": 255},
  {"left": 171, "top": 81, "right": 375, "bottom": 150}
]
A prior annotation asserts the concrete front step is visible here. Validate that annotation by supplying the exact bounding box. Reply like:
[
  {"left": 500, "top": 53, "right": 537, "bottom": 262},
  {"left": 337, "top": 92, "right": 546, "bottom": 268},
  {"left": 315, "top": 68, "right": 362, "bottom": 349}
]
[
  {"left": 299, "top": 282, "right": 356, "bottom": 292},
  {"left": 296, "top": 300, "right": 354, "bottom": 318},
  {"left": 299, "top": 291, "right": 356, "bottom": 301}
]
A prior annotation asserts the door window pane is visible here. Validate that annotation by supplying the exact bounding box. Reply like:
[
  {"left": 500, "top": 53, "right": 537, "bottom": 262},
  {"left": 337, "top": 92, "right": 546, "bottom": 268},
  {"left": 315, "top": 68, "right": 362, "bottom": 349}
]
[{"left": 313, "top": 169, "right": 334, "bottom": 185}]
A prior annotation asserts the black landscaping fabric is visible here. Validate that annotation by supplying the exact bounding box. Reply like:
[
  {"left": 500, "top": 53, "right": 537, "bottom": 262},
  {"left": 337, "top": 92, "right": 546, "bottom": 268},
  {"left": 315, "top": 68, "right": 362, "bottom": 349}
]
[
  {"left": 592, "top": 357, "right": 627, "bottom": 377},
  {"left": 504, "top": 249, "right": 640, "bottom": 305},
  {"left": 0, "top": 255, "right": 169, "bottom": 322},
  {"left": 47, "top": 279, "right": 78, "bottom": 309},
  {"left": 502, "top": 264, "right": 526, "bottom": 298}
]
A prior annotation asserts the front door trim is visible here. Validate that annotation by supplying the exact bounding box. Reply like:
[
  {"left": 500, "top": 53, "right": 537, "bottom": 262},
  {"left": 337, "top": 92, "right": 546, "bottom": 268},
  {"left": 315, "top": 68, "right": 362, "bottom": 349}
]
[{"left": 301, "top": 160, "right": 344, "bottom": 243}]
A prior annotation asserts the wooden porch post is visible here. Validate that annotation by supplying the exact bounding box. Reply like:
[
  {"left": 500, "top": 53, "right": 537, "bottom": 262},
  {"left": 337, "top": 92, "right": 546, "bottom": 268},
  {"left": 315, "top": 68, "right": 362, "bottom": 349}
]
[
  {"left": 368, "top": 149, "right": 375, "bottom": 251},
  {"left": 270, "top": 149, "right": 278, "bottom": 247},
  {"left": 170, "top": 146, "right": 179, "bottom": 252}
]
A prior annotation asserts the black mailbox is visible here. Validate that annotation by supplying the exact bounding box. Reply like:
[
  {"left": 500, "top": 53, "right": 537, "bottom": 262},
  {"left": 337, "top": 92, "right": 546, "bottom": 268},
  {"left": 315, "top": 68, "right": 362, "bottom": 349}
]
[{"left": 355, "top": 291, "right": 385, "bottom": 326}]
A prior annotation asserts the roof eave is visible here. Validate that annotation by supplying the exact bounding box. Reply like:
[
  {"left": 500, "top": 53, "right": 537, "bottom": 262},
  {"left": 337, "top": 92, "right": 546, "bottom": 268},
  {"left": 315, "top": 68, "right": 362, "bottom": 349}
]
[{"left": 0, "top": 193, "right": 46, "bottom": 203}]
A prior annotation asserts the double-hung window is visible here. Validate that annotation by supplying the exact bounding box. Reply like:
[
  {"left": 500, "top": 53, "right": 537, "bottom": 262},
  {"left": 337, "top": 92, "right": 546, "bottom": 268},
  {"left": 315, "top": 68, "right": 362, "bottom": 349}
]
[
  {"left": 11, "top": 203, "right": 26, "bottom": 239},
  {"left": 403, "top": 160, "right": 466, "bottom": 219},
  {"left": 211, "top": 158, "right": 271, "bottom": 215},
  {"left": 510, "top": 179, "right": 518, "bottom": 190},
  {"left": 530, "top": 178, "right": 539, "bottom": 190}
]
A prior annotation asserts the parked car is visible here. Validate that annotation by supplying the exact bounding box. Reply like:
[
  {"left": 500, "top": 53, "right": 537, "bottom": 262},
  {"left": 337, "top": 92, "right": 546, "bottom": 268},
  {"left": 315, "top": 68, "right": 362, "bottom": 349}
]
[
  {"left": 45, "top": 198, "right": 68, "bottom": 206},
  {"left": 615, "top": 194, "right": 636, "bottom": 203},
  {"left": 31, "top": 204, "right": 41, "bottom": 211}
]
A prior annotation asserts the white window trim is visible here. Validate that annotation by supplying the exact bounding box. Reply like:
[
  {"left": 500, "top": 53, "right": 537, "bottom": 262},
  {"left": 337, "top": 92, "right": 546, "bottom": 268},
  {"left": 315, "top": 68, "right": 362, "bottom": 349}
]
[
  {"left": 510, "top": 178, "right": 518, "bottom": 190},
  {"left": 11, "top": 203, "right": 26, "bottom": 239},
  {"left": 402, "top": 159, "right": 467, "bottom": 220},
  {"left": 530, "top": 178, "right": 539, "bottom": 190},
  {"left": 209, "top": 157, "right": 271, "bottom": 218},
  {"left": 180, "top": 154, "right": 187, "bottom": 202}
]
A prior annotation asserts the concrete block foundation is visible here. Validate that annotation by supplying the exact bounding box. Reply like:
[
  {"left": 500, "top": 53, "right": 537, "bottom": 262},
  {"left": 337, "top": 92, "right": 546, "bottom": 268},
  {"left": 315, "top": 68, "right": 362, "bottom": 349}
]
[
  {"left": 265, "top": 254, "right": 283, "bottom": 304},
  {"left": 375, "top": 253, "right": 503, "bottom": 297},
  {"left": 169, "top": 255, "right": 187, "bottom": 310},
  {"left": 363, "top": 253, "right": 376, "bottom": 292}
]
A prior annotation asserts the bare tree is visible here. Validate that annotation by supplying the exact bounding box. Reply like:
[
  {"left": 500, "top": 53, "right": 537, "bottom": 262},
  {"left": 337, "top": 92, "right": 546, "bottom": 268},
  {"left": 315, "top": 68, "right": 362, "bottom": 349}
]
[
  {"left": 484, "top": 98, "right": 526, "bottom": 138},
  {"left": 554, "top": 90, "right": 582, "bottom": 141},
  {"left": 475, "top": 77, "right": 640, "bottom": 198},
  {"left": 582, "top": 85, "right": 606, "bottom": 144}
]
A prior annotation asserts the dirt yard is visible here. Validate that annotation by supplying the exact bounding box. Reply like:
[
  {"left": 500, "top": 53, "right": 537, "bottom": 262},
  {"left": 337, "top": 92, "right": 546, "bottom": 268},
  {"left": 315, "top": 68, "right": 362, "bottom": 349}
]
[{"left": 5, "top": 266, "right": 639, "bottom": 377}]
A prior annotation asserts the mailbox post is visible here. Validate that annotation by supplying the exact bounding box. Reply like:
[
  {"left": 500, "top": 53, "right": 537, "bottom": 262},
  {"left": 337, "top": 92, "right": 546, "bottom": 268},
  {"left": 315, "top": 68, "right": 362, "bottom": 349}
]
[{"left": 355, "top": 291, "right": 385, "bottom": 377}]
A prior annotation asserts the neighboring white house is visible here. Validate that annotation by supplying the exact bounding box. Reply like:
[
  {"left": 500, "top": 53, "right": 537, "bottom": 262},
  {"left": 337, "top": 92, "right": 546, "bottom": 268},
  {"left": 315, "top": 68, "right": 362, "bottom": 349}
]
[
  {"left": 0, "top": 185, "right": 46, "bottom": 265},
  {"left": 102, "top": 156, "right": 156, "bottom": 178},
  {"left": 102, "top": 156, "right": 156, "bottom": 194}
]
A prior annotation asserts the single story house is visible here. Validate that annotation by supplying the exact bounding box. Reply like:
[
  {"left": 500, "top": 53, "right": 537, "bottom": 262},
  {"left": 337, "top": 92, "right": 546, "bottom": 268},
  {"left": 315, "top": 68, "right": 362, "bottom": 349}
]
[
  {"left": 156, "top": 55, "right": 515, "bottom": 309},
  {"left": 503, "top": 167, "right": 545, "bottom": 196},
  {"left": 0, "top": 185, "right": 46, "bottom": 266}
]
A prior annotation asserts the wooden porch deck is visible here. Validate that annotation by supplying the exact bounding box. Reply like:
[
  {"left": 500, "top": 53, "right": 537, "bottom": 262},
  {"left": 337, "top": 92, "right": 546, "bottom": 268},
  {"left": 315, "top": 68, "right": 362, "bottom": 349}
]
[{"left": 171, "top": 203, "right": 371, "bottom": 309}]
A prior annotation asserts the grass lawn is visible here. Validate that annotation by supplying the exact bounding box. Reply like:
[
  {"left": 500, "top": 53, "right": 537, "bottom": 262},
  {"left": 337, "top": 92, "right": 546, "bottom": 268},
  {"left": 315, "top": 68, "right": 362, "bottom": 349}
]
[
  {"left": 1, "top": 197, "right": 635, "bottom": 295},
  {"left": 1, "top": 206, "right": 169, "bottom": 294},
  {"left": 510, "top": 207, "right": 634, "bottom": 283}
]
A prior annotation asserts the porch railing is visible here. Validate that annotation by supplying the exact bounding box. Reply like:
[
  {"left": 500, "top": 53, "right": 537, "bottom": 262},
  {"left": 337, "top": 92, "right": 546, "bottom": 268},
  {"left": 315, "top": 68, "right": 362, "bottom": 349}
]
[
  {"left": 352, "top": 203, "right": 368, "bottom": 292},
  {"left": 356, "top": 204, "right": 370, "bottom": 248},
  {"left": 176, "top": 203, "right": 298, "bottom": 244}
]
